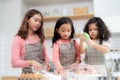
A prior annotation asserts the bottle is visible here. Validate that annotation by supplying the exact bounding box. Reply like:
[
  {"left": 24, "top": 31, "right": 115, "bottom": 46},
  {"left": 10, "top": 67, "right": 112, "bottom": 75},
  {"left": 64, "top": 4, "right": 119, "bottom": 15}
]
[
  {"left": 110, "top": 49, "right": 113, "bottom": 54},
  {"left": 118, "top": 58, "right": 120, "bottom": 71},
  {"left": 114, "top": 49, "right": 118, "bottom": 54}
]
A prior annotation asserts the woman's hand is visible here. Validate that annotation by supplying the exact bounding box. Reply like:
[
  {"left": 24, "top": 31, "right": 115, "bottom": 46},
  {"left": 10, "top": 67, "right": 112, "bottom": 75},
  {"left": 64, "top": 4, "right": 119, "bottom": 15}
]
[
  {"left": 80, "top": 34, "right": 85, "bottom": 42},
  {"left": 29, "top": 60, "right": 42, "bottom": 71}
]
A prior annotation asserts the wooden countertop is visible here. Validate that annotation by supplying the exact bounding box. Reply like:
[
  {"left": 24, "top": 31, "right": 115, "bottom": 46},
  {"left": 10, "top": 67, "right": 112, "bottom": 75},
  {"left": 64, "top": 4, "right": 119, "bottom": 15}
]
[{"left": 2, "top": 76, "right": 17, "bottom": 80}]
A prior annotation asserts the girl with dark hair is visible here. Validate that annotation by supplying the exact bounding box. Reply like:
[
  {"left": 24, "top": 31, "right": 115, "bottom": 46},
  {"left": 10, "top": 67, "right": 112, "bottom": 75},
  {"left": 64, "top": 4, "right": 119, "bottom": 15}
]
[
  {"left": 52, "top": 17, "right": 80, "bottom": 73},
  {"left": 80, "top": 17, "right": 111, "bottom": 65},
  {"left": 11, "top": 9, "right": 50, "bottom": 73}
]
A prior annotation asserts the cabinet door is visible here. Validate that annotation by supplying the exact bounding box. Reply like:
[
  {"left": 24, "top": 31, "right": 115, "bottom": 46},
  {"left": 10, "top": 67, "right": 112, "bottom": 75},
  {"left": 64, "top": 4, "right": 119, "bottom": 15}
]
[{"left": 103, "top": 16, "right": 120, "bottom": 33}]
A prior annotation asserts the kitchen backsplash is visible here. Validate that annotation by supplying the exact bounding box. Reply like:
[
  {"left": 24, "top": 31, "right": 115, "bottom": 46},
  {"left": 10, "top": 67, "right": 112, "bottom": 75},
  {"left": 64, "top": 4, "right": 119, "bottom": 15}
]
[{"left": 110, "top": 33, "right": 120, "bottom": 50}]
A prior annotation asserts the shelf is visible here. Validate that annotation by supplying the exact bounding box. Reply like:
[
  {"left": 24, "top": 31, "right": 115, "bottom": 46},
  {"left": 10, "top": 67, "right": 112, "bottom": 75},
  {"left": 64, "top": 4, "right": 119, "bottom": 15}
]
[
  {"left": 43, "top": 13, "right": 94, "bottom": 22},
  {"left": 23, "top": 0, "right": 81, "bottom": 6},
  {"left": 45, "top": 33, "right": 80, "bottom": 39}
]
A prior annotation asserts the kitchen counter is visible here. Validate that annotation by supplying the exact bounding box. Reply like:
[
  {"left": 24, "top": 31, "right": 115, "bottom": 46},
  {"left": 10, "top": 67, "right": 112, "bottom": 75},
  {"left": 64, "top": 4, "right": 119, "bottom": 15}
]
[
  {"left": 1, "top": 66, "right": 119, "bottom": 80},
  {"left": 1, "top": 65, "right": 109, "bottom": 80},
  {"left": 1, "top": 75, "right": 99, "bottom": 80},
  {"left": 2, "top": 73, "right": 120, "bottom": 80},
  {"left": 2, "top": 76, "right": 17, "bottom": 80}
]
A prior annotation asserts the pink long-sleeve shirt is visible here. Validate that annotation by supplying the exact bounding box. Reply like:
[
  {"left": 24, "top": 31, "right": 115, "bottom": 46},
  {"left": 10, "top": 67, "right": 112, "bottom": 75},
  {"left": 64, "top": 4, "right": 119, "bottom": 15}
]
[
  {"left": 11, "top": 35, "right": 50, "bottom": 68},
  {"left": 52, "top": 39, "right": 80, "bottom": 72}
]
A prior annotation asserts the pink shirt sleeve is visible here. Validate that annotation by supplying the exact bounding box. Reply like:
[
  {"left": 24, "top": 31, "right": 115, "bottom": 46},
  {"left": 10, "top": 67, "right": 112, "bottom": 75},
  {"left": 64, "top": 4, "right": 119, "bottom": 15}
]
[
  {"left": 11, "top": 36, "right": 30, "bottom": 68},
  {"left": 12, "top": 36, "right": 50, "bottom": 68},
  {"left": 43, "top": 40, "right": 50, "bottom": 64},
  {"left": 52, "top": 41, "right": 63, "bottom": 72}
]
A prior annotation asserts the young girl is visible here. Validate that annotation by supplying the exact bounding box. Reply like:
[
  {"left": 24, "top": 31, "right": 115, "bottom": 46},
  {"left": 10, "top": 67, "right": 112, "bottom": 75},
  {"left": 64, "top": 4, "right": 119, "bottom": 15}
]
[
  {"left": 80, "top": 17, "right": 111, "bottom": 65},
  {"left": 52, "top": 17, "right": 80, "bottom": 73},
  {"left": 11, "top": 9, "right": 50, "bottom": 73}
]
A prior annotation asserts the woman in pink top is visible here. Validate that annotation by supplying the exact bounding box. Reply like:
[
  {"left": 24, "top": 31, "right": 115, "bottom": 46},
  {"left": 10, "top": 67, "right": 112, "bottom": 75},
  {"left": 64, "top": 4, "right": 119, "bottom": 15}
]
[
  {"left": 11, "top": 9, "right": 50, "bottom": 73},
  {"left": 52, "top": 17, "right": 81, "bottom": 73}
]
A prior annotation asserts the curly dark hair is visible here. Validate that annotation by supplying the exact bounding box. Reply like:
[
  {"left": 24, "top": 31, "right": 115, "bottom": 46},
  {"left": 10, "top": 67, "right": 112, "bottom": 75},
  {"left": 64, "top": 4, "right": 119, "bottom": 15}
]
[
  {"left": 52, "top": 17, "right": 75, "bottom": 45},
  {"left": 16, "top": 9, "right": 45, "bottom": 43},
  {"left": 83, "top": 17, "right": 111, "bottom": 44}
]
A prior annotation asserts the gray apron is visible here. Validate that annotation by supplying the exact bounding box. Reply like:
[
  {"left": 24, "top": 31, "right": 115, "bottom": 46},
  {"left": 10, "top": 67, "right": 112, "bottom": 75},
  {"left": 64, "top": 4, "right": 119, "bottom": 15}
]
[
  {"left": 22, "top": 41, "right": 44, "bottom": 73},
  {"left": 84, "top": 46, "right": 105, "bottom": 65},
  {"left": 84, "top": 41, "right": 108, "bottom": 75},
  {"left": 59, "top": 40, "right": 76, "bottom": 69}
]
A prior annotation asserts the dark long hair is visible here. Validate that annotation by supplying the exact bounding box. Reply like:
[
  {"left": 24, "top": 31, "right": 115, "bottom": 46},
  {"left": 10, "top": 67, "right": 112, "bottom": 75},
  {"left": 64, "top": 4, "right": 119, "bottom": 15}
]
[
  {"left": 16, "top": 9, "right": 45, "bottom": 43},
  {"left": 83, "top": 17, "right": 111, "bottom": 44},
  {"left": 52, "top": 17, "right": 75, "bottom": 45}
]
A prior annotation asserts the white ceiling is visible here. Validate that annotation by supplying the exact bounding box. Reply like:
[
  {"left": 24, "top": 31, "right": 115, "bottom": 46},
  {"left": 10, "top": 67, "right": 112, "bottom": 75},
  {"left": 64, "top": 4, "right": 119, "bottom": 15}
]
[{"left": 22, "top": 0, "right": 88, "bottom": 6}]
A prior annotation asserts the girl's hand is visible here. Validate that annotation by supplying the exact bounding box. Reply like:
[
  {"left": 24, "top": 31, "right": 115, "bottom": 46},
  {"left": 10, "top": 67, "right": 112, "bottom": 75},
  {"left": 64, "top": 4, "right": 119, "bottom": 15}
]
[
  {"left": 80, "top": 34, "right": 85, "bottom": 42},
  {"left": 46, "top": 63, "right": 51, "bottom": 71},
  {"left": 70, "top": 62, "right": 79, "bottom": 71},
  {"left": 82, "top": 32, "right": 92, "bottom": 47},
  {"left": 86, "top": 39, "right": 93, "bottom": 46},
  {"left": 83, "top": 32, "right": 90, "bottom": 42}
]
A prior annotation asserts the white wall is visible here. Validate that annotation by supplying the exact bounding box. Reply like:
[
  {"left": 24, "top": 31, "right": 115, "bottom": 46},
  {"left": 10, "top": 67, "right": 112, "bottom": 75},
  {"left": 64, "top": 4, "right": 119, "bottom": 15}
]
[
  {"left": 21, "top": 1, "right": 29, "bottom": 18},
  {"left": 94, "top": 0, "right": 120, "bottom": 18},
  {"left": 0, "top": 1, "right": 3, "bottom": 79},
  {"left": 2, "top": 0, "right": 22, "bottom": 35},
  {"left": 0, "top": 0, "right": 22, "bottom": 76},
  {"left": 110, "top": 33, "right": 120, "bottom": 49},
  {"left": 0, "top": 0, "right": 3, "bottom": 35},
  {"left": 0, "top": 0, "right": 3, "bottom": 80}
]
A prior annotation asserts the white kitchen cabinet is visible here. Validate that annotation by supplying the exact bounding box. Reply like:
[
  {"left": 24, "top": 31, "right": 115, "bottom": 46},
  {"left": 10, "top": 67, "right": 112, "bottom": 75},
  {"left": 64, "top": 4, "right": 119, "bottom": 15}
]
[
  {"left": 93, "top": 0, "right": 120, "bottom": 33},
  {"left": 93, "top": 0, "right": 120, "bottom": 18},
  {"left": 103, "top": 16, "right": 120, "bottom": 33}
]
